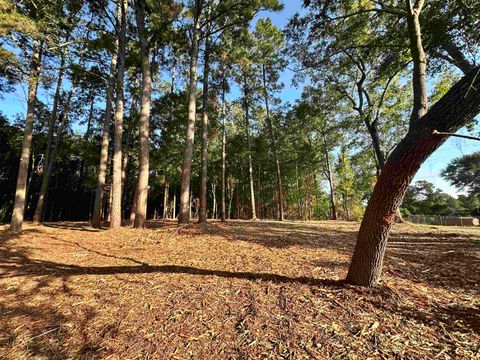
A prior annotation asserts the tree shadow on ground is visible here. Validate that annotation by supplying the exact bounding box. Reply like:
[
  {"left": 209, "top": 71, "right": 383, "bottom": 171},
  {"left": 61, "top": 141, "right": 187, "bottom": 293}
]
[
  {"left": 368, "top": 287, "right": 480, "bottom": 335},
  {"left": 42, "top": 222, "right": 104, "bottom": 232},
  {"left": 42, "top": 220, "right": 179, "bottom": 232},
  {"left": 0, "top": 234, "right": 343, "bottom": 288},
  {"left": 5, "top": 222, "right": 478, "bottom": 295},
  {"left": 0, "top": 227, "right": 346, "bottom": 357},
  {"left": 0, "top": 230, "right": 111, "bottom": 358},
  {"left": 174, "top": 220, "right": 357, "bottom": 253},
  {"left": 385, "top": 232, "right": 480, "bottom": 293},
  {"left": 167, "top": 220, "right": 479, "bottom": 294},
  {"left": 0, "top": 222, "right": 479, "bottom": 358}
]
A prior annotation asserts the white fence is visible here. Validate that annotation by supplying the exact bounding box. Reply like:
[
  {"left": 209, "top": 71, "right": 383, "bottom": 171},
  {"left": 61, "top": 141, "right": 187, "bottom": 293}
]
[{"left": 406, "top": 214, "right": 480, "bottom": 227}]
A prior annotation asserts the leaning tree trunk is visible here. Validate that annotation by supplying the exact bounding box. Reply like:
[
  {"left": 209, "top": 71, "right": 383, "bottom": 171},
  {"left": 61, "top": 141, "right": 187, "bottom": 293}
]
[
  {"left": 133, "top": 0, "right": 152, "bottom": 229},
  {"left": 32, "top": 50, "right": 66, "bottom": 224},
  {"left": 33, "top": 77, "right": 76, "bottom": 223},
  {"left": 364, "top": 118, "right": 404, "bottom": 223},
  {"left": 198, "top": 33, "right": 211, "bottom": 224},
  {"left": 110, "top": 0, "right": 128, "bottom": 229},
  {"left": 262, "top": 64, "right": 284, "bottom": 221},
  {"left": 91, "top": 45, "right": 118, "bottom": 228},
  {"left": 44, "top": 48, "right": 66, "bottom": 164},
  {"left": 346, "top": 66, "right": 480, "bottom": 287},
  {"left": 35, "top": 30, "right": 89, "bottom": 224},
  {"left": 178, "top": 13, "right": 201, "bottom": 225},
  {"left": 10, "top": 40, "right": 43, "bottom": 232},
  {"left": 243, "top": 82, "right": 257, "bottom": 220}
]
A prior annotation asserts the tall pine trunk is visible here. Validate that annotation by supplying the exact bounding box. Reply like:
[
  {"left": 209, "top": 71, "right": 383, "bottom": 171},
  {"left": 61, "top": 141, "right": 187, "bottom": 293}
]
[
  {"left": 133, "top": 0, "right": 152, "bottom": 229},
  {"left": 91, "top": 10, "right": 120, "bottom": 228},
  {"left": 172, "top": 190, "right": 176, "bottom": 219},
  {"left": 325, "top": 150, "right": 338, "bottom": 220},
  {"left": 198, "top": 34, "right": 211, "bottom": 224},
  {"left": 163, "top": 179, "right": 169, "bottom": 219},
  {"left": 32, "top": 49, "right": 66, "bottom": 224},
  {"left": 178, "top": 4, "right": 201, "bottom": 224},
  {"left": 121, "top": 76, "right": 141, "bottom": 217},
  {"left": 220, "top": 76, "right": 227, "bottom": 222},
  {"left": 33, "top": 77, "right": 76, "bottom": 223},
  {"left": 110, "top": 0, "right": 128, "bottom": 229},
  {"left": 211, "top": 182, "right": 216, "bottom": 219},
  {"left": 35, "top": 41, "right": 87, "bottom": 223},
  {"left": 243, "top": 81, "right": 257, "bottom": 220},
  {"left": 262, "top": 64, "right": 284, "bottom": 220},
  {"left": 346, "top": 66, "right": 480, "bottom": 286},
  {"left": 77, "top": 89, "right": 95, "bottom": 191},
  {"left": 227, "top": 178, "right": 234, "bottom": 220},
  {"left": 10, "top": 40, "right": 43, "bottom": 232}
]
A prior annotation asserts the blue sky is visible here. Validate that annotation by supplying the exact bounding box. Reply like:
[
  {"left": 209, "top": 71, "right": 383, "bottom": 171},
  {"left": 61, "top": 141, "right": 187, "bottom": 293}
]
[
  {"left": 1, "top": 1, "right": 477, "bottom": 197},
  {"left": 258, "top": 1, "right": 479, "bottom": 196}
]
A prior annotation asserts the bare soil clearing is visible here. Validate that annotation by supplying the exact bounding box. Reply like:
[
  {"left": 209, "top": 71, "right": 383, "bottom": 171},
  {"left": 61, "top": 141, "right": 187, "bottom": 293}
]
[{"left": 0, "top": 220, "right": 479, "bottom": 359}]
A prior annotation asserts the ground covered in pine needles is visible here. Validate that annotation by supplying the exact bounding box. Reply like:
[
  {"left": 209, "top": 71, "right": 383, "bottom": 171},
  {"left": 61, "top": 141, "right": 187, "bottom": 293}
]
[{"left": 0, "top": 220, "right": 479, "bottom": 359}]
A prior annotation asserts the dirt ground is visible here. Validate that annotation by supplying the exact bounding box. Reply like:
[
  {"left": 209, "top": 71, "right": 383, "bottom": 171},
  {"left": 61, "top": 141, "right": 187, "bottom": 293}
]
[{"left": 0, "top": 220, "right": 479, "bottom": 359}]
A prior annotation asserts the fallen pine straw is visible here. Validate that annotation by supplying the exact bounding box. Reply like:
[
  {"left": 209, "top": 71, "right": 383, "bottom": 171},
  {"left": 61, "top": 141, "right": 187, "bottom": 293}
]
[{"left": 0, "top": 220, "right": 478, "bottom": 359}]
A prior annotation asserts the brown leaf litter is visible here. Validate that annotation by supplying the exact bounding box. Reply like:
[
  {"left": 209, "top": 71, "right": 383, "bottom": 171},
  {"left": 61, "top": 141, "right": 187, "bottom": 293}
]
[{"left": 0, "top": 220, "right": 479, "bottom": 359}]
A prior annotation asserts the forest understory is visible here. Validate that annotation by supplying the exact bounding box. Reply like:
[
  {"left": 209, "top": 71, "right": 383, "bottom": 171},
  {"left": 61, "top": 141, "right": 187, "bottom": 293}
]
[{"left": 0, "top": 220, "right": 478, "bottom": 359}]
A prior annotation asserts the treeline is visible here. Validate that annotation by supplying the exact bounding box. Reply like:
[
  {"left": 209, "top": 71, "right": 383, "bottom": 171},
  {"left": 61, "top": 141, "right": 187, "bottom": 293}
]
[
  {"left": 1, "top": 0, "right": 480, "bottom": 285},
  {"left": 0, "top": 94, "right": 375, "bottom": 223},
  {"left": 0, "top": 0, "right": 388, "bottom": 227},
  {"left": 403, "top": 180, "right": 480, "bottom": 217}
]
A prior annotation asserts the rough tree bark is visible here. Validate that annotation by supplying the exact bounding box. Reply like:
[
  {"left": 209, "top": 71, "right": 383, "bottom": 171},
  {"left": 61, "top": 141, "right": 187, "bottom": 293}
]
[
  {"left": 10, "top": 40, "right": 43, "bottom": 232},
  {"left": 178, "top": 1, "right": 202, "bottom": 224},
  {"left": 122, "top": 77, "right": 141, "bottom": 222},
  {"left": 262, "top": 64, "right": 284, "bottom": 220},
  {"left": 243, "top": 80, "right": 257, "bottom": 220},
  {"left": 110, "top": 0, "right": 128, "bottom": 229},
  {"left": 133, "top": 0, "right": 152, "bottom": 229},
  {"left": 32, "top": 48, "right": 66, "bottom": 224},
  {"left": 198, "top": 33, "right": 211, "bottom": 224},
  {"left": 220, "top": 75, "right": 227, "bottom": 222},
  {"left": 91, "top": 43, "right": 118, "bottom": 228},
  {"left": 346, "top": 65, "right": 480, "bottom": 286}
]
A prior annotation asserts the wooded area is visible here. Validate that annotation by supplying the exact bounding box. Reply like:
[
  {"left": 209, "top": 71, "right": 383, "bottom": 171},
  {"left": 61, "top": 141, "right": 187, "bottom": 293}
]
[{"left": 0, "top": 0, "right": 479, "bottom": 357}]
